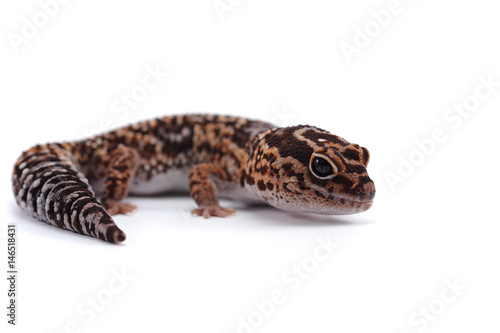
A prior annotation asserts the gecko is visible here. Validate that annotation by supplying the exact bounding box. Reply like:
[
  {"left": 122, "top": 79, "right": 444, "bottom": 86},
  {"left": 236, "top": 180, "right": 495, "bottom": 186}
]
[{"left": 12, "top": 114, "right": 376, "bottom": 244}]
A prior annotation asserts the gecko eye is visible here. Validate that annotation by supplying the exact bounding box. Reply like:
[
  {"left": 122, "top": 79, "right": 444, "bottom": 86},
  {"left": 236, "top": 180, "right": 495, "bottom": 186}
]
[{"left": 310, "top": 154, "right": 337, "bottom": 179}]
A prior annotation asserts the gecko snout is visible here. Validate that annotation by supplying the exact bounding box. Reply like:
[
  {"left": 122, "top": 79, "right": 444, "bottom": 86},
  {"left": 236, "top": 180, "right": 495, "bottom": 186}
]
[
  {"left": 368, "top": 191, "right": 376, "bottom": 200},
  {"left": 351, "top": 180, "right": 376, "bottom": 201},
  {"left": 356, "top": 187, "right": 376, "bottom": 201}
]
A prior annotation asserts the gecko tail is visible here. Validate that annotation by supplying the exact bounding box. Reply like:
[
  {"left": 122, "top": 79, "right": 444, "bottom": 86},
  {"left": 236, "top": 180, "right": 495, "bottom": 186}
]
[{"left": 11, "top": 144, "right": 126, "bottom": 244}]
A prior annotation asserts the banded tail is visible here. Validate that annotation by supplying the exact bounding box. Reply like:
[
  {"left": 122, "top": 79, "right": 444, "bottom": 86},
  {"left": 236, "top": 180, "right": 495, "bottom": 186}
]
[{"left": 12, "top": 144, "right": 126, "bottom": 244}]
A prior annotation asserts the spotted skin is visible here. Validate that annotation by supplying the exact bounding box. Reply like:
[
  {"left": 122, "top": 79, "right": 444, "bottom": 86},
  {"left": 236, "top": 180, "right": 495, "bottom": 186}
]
[
  {"left": 12, "top": 114, "right": 375, "bottom": 243},
  {"left": 101, "top": 144, "right": 140, "bottom": 215}
]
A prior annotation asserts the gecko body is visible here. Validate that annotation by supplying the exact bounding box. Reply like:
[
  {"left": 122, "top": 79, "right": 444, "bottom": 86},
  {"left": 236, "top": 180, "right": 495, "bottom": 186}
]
[{"left": 12, "top": 114, "right": 375, "bottom": 243}]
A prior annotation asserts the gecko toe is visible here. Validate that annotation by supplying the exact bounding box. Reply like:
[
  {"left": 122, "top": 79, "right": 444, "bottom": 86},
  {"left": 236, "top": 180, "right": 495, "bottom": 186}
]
[
  {"left": 191, "top": 205, "right": 236, "bottom": 218},
  {"left": 104, "top": 200, "right": 137, "bottom": 215}
]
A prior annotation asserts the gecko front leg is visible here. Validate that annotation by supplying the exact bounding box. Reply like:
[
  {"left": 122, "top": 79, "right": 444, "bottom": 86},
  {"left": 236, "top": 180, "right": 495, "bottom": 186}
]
[
  {"left": 101, "top": 144, "right": 141, "bottom": 215},
  {"left": 189, "top": 163, "right": 236, "bottom": 218}
]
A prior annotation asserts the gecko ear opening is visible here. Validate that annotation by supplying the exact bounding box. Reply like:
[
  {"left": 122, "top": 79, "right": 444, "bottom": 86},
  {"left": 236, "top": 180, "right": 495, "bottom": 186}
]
[{"left": 361, "top": 147, "right": 370, "bottom": 167}]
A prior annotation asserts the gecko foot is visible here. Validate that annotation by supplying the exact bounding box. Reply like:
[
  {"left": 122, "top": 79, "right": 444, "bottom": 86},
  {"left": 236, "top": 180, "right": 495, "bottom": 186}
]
[
  {"left": 103, "top": 200, "right": 137, "bottom": 215},
  {"left": 191, "top": 205, "right": 236, "bottom": 219}
]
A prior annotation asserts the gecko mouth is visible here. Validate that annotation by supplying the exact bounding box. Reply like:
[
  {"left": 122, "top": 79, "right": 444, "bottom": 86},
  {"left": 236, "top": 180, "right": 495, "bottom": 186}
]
[
  {"left": 324, "top": 192, "right": 374, "bottom": 213},
  {"left": 345, "top": 199, "right": 373, "bottom": 209},
  {"left": 278, "top": 182, "right": 375, "bottom": 215},
  {"left": 332, "top": 195, "right": 372, "bottom": 209}
]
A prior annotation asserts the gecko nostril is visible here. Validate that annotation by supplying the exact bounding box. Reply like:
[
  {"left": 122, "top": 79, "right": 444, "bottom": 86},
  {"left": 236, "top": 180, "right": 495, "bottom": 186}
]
[
  {"left": 354, "top": 186, "right": 366, "bottom": 200},
  {"left": 369, "top": 192, "right": 376, "bottom": 200}
]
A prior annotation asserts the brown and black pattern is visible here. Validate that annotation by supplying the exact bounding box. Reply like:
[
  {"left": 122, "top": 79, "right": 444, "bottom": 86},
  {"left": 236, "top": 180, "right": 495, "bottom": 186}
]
[
  {"left": 100, "top": 144, "right": 140, "bottom": 215},
  {"left": 12, "top": 114, "right": 375, "bottom": 243},
  {"left": 12, "top": 144, "right": 125, "bottom": 243},
  {"left": 188, "top": 163, "right": 236, "bottom": 218},
  {"left": 243, "top": 125, "right": 375, "bottom": 215}
]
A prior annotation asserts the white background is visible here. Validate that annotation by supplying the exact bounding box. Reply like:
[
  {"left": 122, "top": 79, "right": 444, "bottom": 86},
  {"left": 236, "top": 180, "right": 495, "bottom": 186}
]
[{"left": 1, "top": 1, "right": 499, "bottom": 332}]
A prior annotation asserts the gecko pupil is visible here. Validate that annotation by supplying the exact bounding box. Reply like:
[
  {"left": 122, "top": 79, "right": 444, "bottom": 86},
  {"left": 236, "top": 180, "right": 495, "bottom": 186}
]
[{"left": 312, "top": 157, "right": 333, "bottom": 177}]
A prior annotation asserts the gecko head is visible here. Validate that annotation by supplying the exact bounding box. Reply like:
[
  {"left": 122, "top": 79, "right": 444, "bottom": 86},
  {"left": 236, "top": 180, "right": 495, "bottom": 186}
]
[{"left": 248, "top": 125, "right": 375, "bottom": 215}]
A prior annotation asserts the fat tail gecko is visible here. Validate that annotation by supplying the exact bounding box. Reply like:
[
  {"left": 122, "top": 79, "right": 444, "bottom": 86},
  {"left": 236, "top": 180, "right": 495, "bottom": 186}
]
[{"left": 12, "top": 114, "right": 375, "bottom": 243}]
